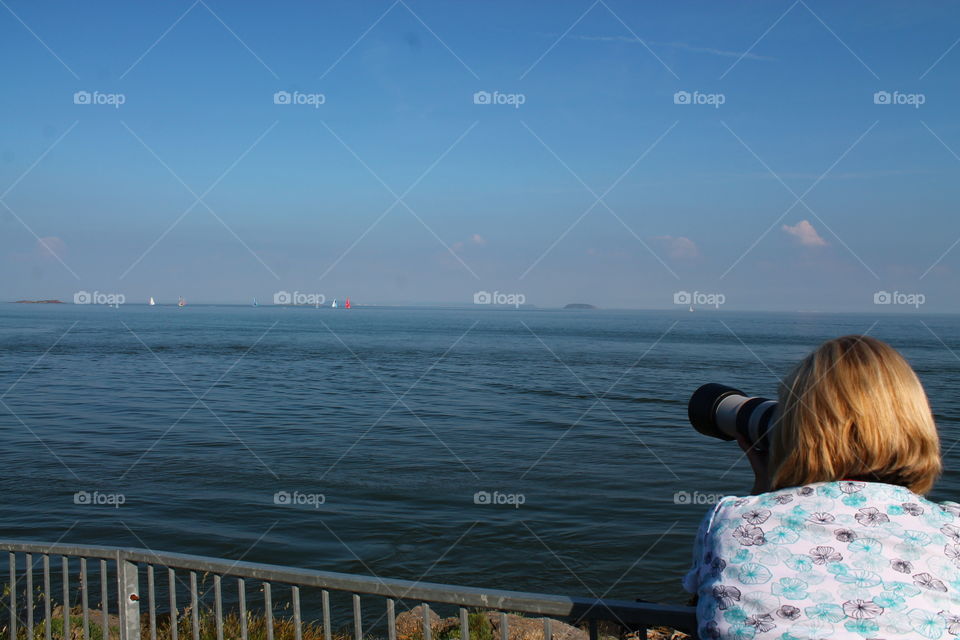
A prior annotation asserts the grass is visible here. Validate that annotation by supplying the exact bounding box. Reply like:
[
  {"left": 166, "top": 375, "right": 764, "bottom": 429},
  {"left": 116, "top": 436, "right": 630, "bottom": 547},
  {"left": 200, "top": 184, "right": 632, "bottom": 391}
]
[
  {"left": 0, "top": 614, "right": 113, "bottom": 640},
  {"left": 0, "top": 608, "right": 335, "bottom": 640},
  {"left": 406, "top": 611, "right": 495, "bottom": 640},
  {"left": 0, "top": 606, "right": 508, "bottom": 640},
  {"left": 158, "top": 609, "right": 330, "bottom": 640},
  {"left": 0, "top": 583, "right": 656, "bottom": 640}
]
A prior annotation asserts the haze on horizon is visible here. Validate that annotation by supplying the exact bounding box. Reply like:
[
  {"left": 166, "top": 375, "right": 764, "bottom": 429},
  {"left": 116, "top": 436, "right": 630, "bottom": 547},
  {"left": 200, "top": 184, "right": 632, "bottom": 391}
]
[{"left": 2, "top": 1, "right": 960, "bottom": 312}]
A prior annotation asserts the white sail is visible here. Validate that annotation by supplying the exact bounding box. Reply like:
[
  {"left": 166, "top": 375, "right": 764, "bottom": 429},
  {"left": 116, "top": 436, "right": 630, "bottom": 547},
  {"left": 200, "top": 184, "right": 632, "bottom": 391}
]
[{"left": 149, "top": 297, "right": 156, "bottom": 306}]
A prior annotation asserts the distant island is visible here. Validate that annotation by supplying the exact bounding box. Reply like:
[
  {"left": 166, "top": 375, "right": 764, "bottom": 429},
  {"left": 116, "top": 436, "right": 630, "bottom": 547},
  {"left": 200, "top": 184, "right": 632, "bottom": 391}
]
[
  {"left": 564, "top": 303, "right": 597, "bottom": 309},
  {"left": 13, "top": 300, "right": 64, "bottom": 304}
]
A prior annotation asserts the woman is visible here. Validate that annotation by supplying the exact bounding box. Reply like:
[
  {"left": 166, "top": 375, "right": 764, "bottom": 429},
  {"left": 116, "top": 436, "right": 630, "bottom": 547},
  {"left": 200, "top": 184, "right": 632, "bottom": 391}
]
[{"left": 683, "top": 335, "right": 960, "bottom": 639}]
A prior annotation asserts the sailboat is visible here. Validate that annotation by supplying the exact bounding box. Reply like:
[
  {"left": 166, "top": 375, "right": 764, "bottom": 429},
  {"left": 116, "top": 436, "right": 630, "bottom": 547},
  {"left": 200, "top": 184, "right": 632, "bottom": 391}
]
[
  {"left": 149, "top": 297, "right": 156, "bottom": 306},
  {"left": 344, "top": 298, "right": 351, "bottom": 309},
  {"left": 331, "top": 299, "right": 338, "bottom": 309},
  {"left": 253, "top": 297, "right": 258, "bottom": 307},
  {"left": 178, "top": 297, "right": 186, "bottom": 308},
  {"left": 688, "top": 305, "right": 694, "bottom": 313}
]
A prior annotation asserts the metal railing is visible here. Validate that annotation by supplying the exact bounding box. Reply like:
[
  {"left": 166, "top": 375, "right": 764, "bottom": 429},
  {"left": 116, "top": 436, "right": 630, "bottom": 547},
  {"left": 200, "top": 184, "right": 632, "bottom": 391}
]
[{"left": 0, "top": 539, "right": 697, "bottom": 640}]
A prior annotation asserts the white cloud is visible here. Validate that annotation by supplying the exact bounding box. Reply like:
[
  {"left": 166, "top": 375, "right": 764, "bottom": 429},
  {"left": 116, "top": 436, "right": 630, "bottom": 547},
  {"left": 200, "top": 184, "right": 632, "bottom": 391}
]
[
  {"left": 655, "top": 235, "right": 699, "bottom": 260},
  {"left": 470, "top": 234, "right": 486, "bottom": 246},
  {"left": 782, "top": 220, "right": 827, "bottom": 247}
]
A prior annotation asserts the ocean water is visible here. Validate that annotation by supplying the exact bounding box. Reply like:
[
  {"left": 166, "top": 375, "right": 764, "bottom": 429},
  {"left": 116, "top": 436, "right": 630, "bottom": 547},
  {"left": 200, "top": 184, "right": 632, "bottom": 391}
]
[{"left": 0, "top": 305, "right": 958, "bottom": 605}]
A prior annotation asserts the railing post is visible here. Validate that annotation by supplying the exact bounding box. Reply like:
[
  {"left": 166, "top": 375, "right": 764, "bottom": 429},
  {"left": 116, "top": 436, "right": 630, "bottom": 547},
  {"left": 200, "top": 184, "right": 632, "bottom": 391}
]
[{"left": 118, "top": 551, "right": 141, "bottom": 640}]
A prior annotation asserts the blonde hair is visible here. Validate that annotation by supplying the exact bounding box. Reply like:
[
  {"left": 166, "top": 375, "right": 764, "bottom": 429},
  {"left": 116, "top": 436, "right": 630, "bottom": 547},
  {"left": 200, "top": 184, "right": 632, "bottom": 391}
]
[{"left": 770, "top": 335, "right": 941, "bottom": 495}]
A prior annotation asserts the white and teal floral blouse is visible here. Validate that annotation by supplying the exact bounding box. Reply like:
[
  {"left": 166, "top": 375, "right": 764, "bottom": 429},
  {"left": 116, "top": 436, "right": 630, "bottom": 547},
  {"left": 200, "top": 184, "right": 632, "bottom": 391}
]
[{"left": 684, "top": 481, "right": 960, "bottom": 639}]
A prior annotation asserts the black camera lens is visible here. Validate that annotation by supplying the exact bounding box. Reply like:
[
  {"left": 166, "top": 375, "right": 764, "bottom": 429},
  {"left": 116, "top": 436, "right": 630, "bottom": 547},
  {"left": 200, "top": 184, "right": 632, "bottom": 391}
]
[{"left": 688, "top": 383, "right": 779, "bottom": 445}]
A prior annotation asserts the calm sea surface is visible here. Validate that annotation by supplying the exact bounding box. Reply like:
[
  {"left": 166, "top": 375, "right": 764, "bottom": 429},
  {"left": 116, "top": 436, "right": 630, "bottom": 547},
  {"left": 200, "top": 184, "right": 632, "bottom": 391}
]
[{"left": 1, "top": 305, "right": 958, "bottom": 604}]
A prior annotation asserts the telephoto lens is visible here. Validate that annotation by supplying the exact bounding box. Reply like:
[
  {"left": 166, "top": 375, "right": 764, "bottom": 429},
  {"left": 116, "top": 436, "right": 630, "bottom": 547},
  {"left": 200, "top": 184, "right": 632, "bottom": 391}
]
[{"left": 688, "top": 383, "right": 780, "bottom": 445}]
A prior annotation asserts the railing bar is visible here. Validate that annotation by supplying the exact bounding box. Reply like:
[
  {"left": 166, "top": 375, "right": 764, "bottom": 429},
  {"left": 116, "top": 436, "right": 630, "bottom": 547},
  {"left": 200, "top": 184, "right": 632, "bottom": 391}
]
[
  {"left": 100, "top": 560, "right": 108, "bottom": 640},
  {"left": 43, "top": 554, "right": 51, "bottom": 640},
  {"left": 422, "top": 603, "right": 432, "bottom": 640},
  {"left": 353, "top": 594, "right": 362, "bottom": 640},
  {"left": 264, "top": 582, "right": 274, "bottom": 640},
  {"left": 8, "top": 552, "right": 16, "bottom": 640},
  {"left": 168, "top": 568, "right": 178, "bottom": 640},
  {"left": 23, "top": 553, "right": 33, "bottom": 640},
  {"left": 147, "top": 565, "right": 156, "bottom": 640},
  {"left": 321, "top": 590, "right": 331, "bottom": 640},
  {"left": 588, "top": 619, "right": 598, "bottom": 640},
  {"left": 292, "top": 585, "right": 302, "bottom": 640},
  {"left": 26, "top": 553, "right": 33, "bottom": 639},
  {"left": 0, "top": 542, "right": 119, "bottom": 561},
  {"left": 62, "top": 556, "right": 70, "bottom": 640},
  {"left": 24, "top": 553, "right": 33, "bottom": 640},
  {"left": 81, "top": 557, "right": 90, "bottom": 640},
  {"left": 459, "top": 607, "right": 468, "bottom": 640},
  {"left": 189, "top": 571, "right": 199, "bottom": 640},
  {"left": 543, "top": 617, "right": 551, "bottom": 640},
  {"left": 499, "top": 611, "right": 508, "bottom": 640},
  {"left": 238, "top": 578, "right": 247, "bottom": 640},
  {"left": 214, "top": 574, "right": 223, "bottom": 640},
  {"left": 387, "top": 599, "right": 396, "bottom": 640}
]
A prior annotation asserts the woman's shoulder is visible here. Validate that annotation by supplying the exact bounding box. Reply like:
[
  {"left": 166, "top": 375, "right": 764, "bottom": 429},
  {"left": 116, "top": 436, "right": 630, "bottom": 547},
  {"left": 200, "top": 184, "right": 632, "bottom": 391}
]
[{"left": 712, "top": 480, "right": 960, "bottom": 526}]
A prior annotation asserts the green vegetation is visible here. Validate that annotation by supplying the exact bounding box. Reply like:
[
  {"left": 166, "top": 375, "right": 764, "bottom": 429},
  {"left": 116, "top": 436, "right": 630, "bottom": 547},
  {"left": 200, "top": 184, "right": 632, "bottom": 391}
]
[
  {"left": 406, "top": 611, "right": 494, "bottom": 640},
  {"left": 0, "top": 607, "right": 515, "bottom": 640},
  {"left": 0, "top": 583, "right": 676, "bottom": 640},
  {"left": 0, "top": 607, "right": 330, "bottom": 640},
  {"left": 0, "top": 612, "right": 112, "bottom": 640},
  {"left": 158, "top": 610, "right": 329, "bottom": 640}
]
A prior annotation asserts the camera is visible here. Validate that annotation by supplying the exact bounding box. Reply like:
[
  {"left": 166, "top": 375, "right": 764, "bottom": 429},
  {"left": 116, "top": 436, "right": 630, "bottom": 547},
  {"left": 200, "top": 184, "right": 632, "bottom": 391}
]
[{"left": 687, "top": 383, "right": 780, "bottom": 446}]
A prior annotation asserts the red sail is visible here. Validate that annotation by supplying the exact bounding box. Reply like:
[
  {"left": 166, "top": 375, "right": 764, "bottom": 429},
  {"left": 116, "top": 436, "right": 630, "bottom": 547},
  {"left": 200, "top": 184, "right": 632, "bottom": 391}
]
[{"left": 345, "top": 298, "right": 351, "bottom": 309}]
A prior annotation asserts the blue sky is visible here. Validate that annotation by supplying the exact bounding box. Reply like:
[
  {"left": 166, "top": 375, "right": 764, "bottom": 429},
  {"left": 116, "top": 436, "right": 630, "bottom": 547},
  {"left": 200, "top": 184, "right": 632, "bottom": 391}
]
[{"left": 2, "top": 1, "right": 960, "bottom": 310}]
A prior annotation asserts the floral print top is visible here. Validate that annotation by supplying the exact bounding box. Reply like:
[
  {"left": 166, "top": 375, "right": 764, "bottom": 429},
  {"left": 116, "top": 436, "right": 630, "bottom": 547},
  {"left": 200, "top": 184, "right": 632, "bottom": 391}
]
[{"left": 683, "top": 481, "right": 960, "bottom": 639}]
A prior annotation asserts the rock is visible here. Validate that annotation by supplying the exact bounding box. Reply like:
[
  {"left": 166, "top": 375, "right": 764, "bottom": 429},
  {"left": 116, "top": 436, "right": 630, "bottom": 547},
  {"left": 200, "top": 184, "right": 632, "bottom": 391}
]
[
  {"left": 486, "top": 612, "right": 586, "bottom": 640},
  {"left": 629, "top": 628, "right": 690, "bottom": 640},
  {"left": 396, "top": 608, "right": 586, "bottom": 640},
  {"left": 395, "top": 607, "right": 688, "bottom": 640},
  {"left": 396, "top": 605, "right": 457, "bottom": 640}
]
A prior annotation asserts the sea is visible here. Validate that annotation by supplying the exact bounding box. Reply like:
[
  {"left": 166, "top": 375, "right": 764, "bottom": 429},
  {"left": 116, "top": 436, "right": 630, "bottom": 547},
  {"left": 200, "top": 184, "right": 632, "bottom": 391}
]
[{"left": 1, "top": 304, "right": 958, "bottom": 608}]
